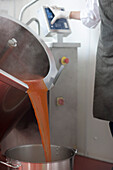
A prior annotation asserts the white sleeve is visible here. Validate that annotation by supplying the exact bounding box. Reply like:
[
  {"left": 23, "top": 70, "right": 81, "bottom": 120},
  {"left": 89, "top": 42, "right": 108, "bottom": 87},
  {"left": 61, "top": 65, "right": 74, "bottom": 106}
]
[{"left": 80, "top": 0, "right": 100, "bottom": 28}]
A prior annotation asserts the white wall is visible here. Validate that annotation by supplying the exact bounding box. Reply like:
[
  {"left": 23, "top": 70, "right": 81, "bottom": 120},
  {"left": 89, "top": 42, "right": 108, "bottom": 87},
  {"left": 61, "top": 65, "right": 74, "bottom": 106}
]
[{"left": 0, "top": 0, "right": 113, "bottom": 163}]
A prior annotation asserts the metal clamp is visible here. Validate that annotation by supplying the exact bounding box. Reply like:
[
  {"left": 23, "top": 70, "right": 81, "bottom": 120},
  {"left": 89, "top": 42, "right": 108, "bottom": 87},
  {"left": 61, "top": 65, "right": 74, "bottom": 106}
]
[{"left": 0, "top": 161, "right": 21, "bottom": 169}]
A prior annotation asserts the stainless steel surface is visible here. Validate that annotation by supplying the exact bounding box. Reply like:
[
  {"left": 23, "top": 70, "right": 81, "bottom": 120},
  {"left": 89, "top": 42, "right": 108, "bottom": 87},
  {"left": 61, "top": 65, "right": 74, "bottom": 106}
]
[
  {"left": 0, "top": 15, "right": 58, "bottom": 142},
  {"left": 4, "top": 144, "right": 76, "bottom": 170},
  {"left": 57, "top": 34, "right": 64, "bottom": 43},
  {"left": 0, "top": 15, "right": 58, "bottom": 87},
  {"left": 0, "top": 16, "right": 48, "bottom": 80},
  {"left": 49, "top": 43, "right": 80, "bottom": 148}
]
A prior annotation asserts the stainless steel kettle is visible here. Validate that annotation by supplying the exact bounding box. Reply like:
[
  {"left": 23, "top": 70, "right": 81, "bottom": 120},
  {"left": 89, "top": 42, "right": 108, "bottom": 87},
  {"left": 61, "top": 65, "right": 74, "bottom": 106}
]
[{"left": 0, "top": 15, "right": 59, "bottom": 142}]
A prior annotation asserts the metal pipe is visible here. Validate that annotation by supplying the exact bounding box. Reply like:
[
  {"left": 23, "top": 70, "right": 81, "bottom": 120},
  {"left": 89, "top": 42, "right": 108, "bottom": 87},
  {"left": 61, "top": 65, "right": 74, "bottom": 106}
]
[
  {"left": 26, "top": 18, "right": 40, "bottom": 35},
  {"left": 19, "top": 0, "right": 39, "bottom": 21}
]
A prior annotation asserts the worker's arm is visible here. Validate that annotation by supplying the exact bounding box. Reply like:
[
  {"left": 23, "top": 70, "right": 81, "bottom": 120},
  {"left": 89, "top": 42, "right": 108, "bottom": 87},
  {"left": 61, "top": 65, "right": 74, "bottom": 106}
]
[
  {"left": 49, "top": 0, "right": 100, "bottom": 28},
  {"left": 69, "top": 11, "right": 80, "bottom": 20}
]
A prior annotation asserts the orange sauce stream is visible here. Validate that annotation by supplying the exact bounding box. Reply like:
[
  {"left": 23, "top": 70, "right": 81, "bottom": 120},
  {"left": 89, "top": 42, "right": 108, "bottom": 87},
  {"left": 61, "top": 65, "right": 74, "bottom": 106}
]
[{"left": 24, "top": 79, "right": 51, "bottom": 162}]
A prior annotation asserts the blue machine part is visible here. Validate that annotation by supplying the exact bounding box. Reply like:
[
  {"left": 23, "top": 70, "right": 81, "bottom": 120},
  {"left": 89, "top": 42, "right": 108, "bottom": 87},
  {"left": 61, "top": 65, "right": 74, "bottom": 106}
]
[{"left": 45, "top": 8, "right": 70, "bottom": 30}]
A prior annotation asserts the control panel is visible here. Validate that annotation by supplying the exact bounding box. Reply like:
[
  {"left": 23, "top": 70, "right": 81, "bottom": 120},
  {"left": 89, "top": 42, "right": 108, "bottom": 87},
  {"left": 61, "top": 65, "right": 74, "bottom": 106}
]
[
  {"left": 45, "top": 8, "right": 70, "bottom": 30},
  {"left": 37, "top": 6, "right": 71, "bottom": 37}
]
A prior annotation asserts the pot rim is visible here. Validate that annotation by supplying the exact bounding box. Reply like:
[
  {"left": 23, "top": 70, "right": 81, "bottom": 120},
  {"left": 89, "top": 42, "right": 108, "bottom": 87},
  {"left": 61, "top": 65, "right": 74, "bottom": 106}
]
[{"left": 5, "top": 144, "right": 77, "bottom": 164}]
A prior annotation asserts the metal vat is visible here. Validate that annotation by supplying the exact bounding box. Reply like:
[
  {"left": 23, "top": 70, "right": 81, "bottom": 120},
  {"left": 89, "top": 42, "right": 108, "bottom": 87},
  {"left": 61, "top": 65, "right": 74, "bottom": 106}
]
[{"left": 0, "top": 15, "right": 58, "bottom": 142}]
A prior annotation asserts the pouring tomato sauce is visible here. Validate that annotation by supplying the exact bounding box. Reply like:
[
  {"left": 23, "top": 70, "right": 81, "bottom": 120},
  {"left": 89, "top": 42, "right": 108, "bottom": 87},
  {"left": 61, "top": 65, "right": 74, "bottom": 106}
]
[{"left": 24, "top": 79, "right": 51, "bottom": 162}]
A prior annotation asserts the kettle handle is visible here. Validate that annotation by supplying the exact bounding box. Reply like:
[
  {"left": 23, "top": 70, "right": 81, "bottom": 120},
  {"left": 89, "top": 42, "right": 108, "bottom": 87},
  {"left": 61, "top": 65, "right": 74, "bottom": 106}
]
[
  {"left": 0, "top": 160, "right": 21, "bottom": 169},
  {"left": 44, "top": 64, "right": 64, "bottom": 90},
  {"left": 52, "top": 65, "right": 64, "bottom": 86}
]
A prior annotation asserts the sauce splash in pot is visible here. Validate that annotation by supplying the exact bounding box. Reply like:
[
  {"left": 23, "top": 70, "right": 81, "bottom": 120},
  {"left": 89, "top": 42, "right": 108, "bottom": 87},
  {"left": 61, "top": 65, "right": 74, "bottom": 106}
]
[{"left": 24, "top": 79, "right": 51, "bottom": 162}]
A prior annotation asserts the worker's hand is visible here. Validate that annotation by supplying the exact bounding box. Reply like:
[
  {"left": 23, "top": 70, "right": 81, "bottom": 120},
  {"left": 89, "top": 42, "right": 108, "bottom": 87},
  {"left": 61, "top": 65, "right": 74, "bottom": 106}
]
[{"left": 49, "top": 6, "right": 70, "bottom": 24}]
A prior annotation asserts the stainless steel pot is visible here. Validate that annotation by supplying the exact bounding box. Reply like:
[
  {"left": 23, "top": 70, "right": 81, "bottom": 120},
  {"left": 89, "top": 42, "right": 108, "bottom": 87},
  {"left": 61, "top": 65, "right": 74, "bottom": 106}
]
[{"left": 0, "top": 144, "right": 77, "bottom": 170}]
